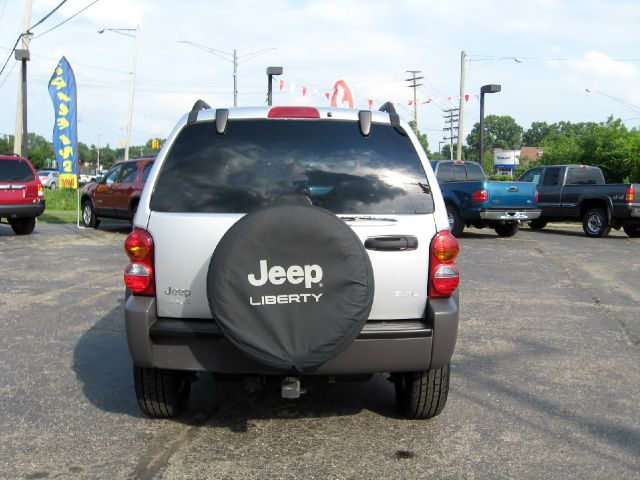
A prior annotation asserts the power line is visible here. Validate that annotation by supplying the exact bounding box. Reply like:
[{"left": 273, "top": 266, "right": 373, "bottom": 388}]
[
  {"left": 32, "top": 0, "right": 101, "bottom": 39},
  {"left": 29, "top": 0, "right": 68, "bottom": 30}
]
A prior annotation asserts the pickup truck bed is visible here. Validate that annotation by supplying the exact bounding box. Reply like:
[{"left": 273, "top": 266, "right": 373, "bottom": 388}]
[
  {"left": 518, "top": 164, "right": 640, "bottom": 237},
  {"left": 431, "top": 160, "right": 540, "bottom": 237}
]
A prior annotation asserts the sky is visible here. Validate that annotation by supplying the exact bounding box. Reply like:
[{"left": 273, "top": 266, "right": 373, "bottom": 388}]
[{"left": 1, "top": 0, "right": 639, "bottom": 154}]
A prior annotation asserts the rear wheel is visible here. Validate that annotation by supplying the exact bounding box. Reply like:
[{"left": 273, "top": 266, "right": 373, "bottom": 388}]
[
  {"left": 494, "top": 222, "right": 519, "bottom": 237},
  {"left": 50, "top": 182, "right": 57, "bottom": 190},
  {"left": 528, "top": 219, "right": 547, "bottom": 230},
  {"left": 582, "top": 207, "right": 610, "bottom": 237},
  {"left": 623, "top": 224, "right": 640, "bottom": 238},
  {"left": 446, "top": 205, "right": 464, "bottom": 237},
  {"left": 82, "top": 200, "right": 100, "bottom": 228},
  {"left": 394, "top": 364, "right": 450, "bottom": 419},
  {"left": 133, "top": 365, "right": 191, "bottom": 418},
  {"left": 9, "top": 217, "right": 36, "bottom": 235}
]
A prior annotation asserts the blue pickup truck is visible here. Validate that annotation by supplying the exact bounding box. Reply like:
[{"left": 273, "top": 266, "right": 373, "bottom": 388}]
[{"left": 431, "top": 160, "right": 541, "bottom": 237}]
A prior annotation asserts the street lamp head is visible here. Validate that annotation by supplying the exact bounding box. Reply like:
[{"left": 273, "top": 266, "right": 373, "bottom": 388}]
[
  {"left": 97, "top": 29, "right": 105, "bottom": 34},
  {"left": 267, "top": 66, "right": 283, "bottom": 76},
  {"left": 514, "top": 57, "right": 523, "bottom": 63},
  {"left": 585, "top": 88, "right": 592, "bottom": 93},
  {"left": 481, "top": 84, "right": 502, "bottom": 94}
]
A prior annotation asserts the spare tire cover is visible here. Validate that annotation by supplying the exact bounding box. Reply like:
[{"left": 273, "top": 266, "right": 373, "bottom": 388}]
[{"left": 207, "top": 205, "right": 374, "bottom": 373}]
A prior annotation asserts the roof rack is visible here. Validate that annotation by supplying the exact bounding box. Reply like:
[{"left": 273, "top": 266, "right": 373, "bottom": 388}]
[
  {"left": 378, "top": 101, "right": 400, "bottom": 127},
  {"left": 187, "top": 99, "right": 211, "bottom": 125}
]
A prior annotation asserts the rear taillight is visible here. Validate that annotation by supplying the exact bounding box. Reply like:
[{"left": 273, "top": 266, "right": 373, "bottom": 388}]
[
  {"left": 37, "top": 184, "right": 43, "bottom": 198},
  {"left": 626, "top": 185, "right": 636, "bottom": 204},
  {"left": 429, "top": 231, "right": 460, "bottom": 298},
  {"left": 535, "top": 189, "right": 539, "bottom": 203},
  {"left": 124, "top": 228, "right": 155, "bottom": 296},
  {"left": 268, "top": 106, "right": 320, "bottom": 118},
  {"left": 471, "top": 189, "right": 488, "bottom": 203}
]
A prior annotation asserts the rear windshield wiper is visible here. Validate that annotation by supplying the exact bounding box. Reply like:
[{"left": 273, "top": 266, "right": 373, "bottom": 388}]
[{"left": 339, "top": 215, "right": 397, "bottom": 222}]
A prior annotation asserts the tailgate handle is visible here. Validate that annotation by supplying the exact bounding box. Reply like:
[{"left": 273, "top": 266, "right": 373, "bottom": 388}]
[
  {"left": 508, "top": 185, "right": 519, "bottom": 192},
  {"left": 364, "top": 236, "right": 418, "bottom": 251}
]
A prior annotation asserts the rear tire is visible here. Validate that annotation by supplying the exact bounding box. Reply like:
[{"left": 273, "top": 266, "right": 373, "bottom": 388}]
[
  {"left": 528, "top": 219, "right": 547, "bottom": 230},
  {"left": 394, "top": 364, "right": 450, "bottom": 419},
  {"left": 582, "top": 207, "right": 610, "bottom": 237},
  {"left": 50, "top": 182, "right": 57, "bottom": 190},
  {"left": 133, "top": 365, "right": 191, "bottom": 418},
  {"left": 623, "top": 224, "right": 640, "bottom": 238},
  {"left": 9, "top": 217, "right": 36, "bottom": 235},
  {"left": 494, "top": 222, "right": 519, "bottom": 237},
  {"left": 446, "top": 205, "right": 464, "bottom": 237},
  {"left": 82, "top": 200, "right": 100, "bottom": 228}
]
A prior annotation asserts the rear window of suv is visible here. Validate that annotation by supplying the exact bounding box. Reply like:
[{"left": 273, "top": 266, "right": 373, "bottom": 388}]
[
  {"left": 151, "top": 120, "right": 433, "bottom": 214},
  {"left": 0, "top": 159, "right": 34, "bottom": 182}
]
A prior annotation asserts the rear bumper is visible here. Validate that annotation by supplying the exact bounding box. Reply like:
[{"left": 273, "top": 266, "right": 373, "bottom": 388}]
[
  {"left": 125, "top": 293, "right": 459, "bottom": 374},
  {"left": 479, "top": 208, "right": 541, "bottom": 221},
  {"left": 0, "top": 200, "right": 45, "bottom": 218}
]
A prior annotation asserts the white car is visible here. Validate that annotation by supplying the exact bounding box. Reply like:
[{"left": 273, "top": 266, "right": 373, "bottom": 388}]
[
  {"left": 123, "top": 102, "right": 460, "bottom": 420},
  {"left": 37, "top": 169, "right": 59, "bottom": 189}
]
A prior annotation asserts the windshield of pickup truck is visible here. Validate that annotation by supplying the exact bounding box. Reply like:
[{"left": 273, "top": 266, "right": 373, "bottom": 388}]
[{"left": 151, "top": 119, "right": 434, "bottom": 214}]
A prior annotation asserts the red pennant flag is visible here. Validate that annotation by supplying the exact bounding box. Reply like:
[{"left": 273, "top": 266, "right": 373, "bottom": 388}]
[
  {"left": 423, "top": 99, "right": 432, "bottom": 104},
  {"left": 464, "top": 94, "right": 469, "bottom": 102},
  {"left": 302, "top": 86, "right": 307, "bottom": 97},
  {"left": 448, "top": 96, "right": 452, "bottom": 101},
  {"left": 408, "top": 100, "right": 414, "bottom": 106},
  {"left": 279, "top": 79, "right": 284, "bottom": 91},
  {"left": 325, "top": 92, "right": 330, "bottom": 100},
  {"left": 368, "top": 99, "right": 373, "bottom": 108}
]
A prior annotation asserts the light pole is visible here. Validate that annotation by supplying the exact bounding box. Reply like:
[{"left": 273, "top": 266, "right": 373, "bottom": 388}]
[
  {"left": 98, "top": 26, "right": 139, "bottom": 162},
  {"left": 479, "top": 84, "right": 501, "bottom": 169},
  {"left": 266, "top": 66, "right": 283, "bottom": 106},
  {"left": 178, "top": 40, "right": 275, "bottom": 107}
]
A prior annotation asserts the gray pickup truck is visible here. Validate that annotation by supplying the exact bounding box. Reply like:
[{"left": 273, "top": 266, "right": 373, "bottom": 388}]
[{"left": 518, "top": 164, "right": 640, "bottom": 237}]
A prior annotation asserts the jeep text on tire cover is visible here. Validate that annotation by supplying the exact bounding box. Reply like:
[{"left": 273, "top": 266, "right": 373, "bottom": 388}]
[{"left": 123, "top": 104, "right": 459, "bottom": 420}]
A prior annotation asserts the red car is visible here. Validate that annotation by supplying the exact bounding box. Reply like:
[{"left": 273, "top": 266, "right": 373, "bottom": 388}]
[
  {"left": 80, "top": 157, "right": 154, "bottom": 228},
  {"left": 0, "top": 154, "right": 45, "bottom": 235}
]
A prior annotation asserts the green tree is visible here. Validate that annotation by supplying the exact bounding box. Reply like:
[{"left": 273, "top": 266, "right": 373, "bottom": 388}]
[
  {"left": 26, "top": 134, "right": 54, "bottom": 169},
  {"left": 0, "top": 134, "right": 14, "bottom": 154},
  {"left": 541, "top": 117, "right": 640, "bottom": 182},
  {"left": 522, "top": 121, "right": 554, "bottom": 146},
  {"left": 466, "top": 115, "right": 523, "bottom": 159}
]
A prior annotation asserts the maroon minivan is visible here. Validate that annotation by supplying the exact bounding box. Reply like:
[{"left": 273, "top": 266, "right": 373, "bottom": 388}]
[
  {"left": 80, "top": 157, "right": 154, "bottom": 228},
  {"left": 0, "top": 154, "right": 45, "bottom": 235}
]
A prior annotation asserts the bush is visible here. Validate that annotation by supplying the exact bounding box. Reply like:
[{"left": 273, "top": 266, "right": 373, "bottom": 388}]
[
  {"left": 44, "top": 189, "right": 78, "bottom": 210},
  {"left": 488, "top": 174, "right": 515, "bottom": 181}
]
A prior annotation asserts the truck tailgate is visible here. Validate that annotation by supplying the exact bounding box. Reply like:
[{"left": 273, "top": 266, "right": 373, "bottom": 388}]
[{"left": 486, "top": 181, "right": 537, "bottom": 208}]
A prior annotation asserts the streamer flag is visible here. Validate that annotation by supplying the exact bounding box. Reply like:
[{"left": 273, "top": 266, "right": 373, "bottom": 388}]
[{"left": 48, "top": 56, "right": 78, "bottom": 189}]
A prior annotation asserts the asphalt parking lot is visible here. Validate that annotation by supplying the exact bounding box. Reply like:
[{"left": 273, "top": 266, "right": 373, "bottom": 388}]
[{"left": 1, "top": 221, "right": 638, "bottom": 479}]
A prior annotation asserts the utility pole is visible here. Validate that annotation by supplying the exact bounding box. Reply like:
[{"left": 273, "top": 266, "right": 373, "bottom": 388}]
[
  {"left": 443, "top": 108, "right": 459, "bottom": 161},
  {"left": 405, "top": 70, "right": 423, "bottom": 134},
  {"left": 233, "top": 49, "right": 237, "bottom": 107},
  {"left": 178, "top": 40, "right": 275, "bottom": 107},
  {"left": 456, "top": 50, "right": 467, "bottom": 161},
  {"left": 13, "top": 0, "right": 33, "bottom": 157},
  {"left": 96, "top": 134, "right": 100, "bottom": 174}
]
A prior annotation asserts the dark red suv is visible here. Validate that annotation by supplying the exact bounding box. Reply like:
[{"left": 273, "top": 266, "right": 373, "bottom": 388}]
[
  {"left": 81, "top": 157, "right": 154, "bottom": 228},
  {"left": 0, "top": 154, "right": 45, "bottom": 235}
]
